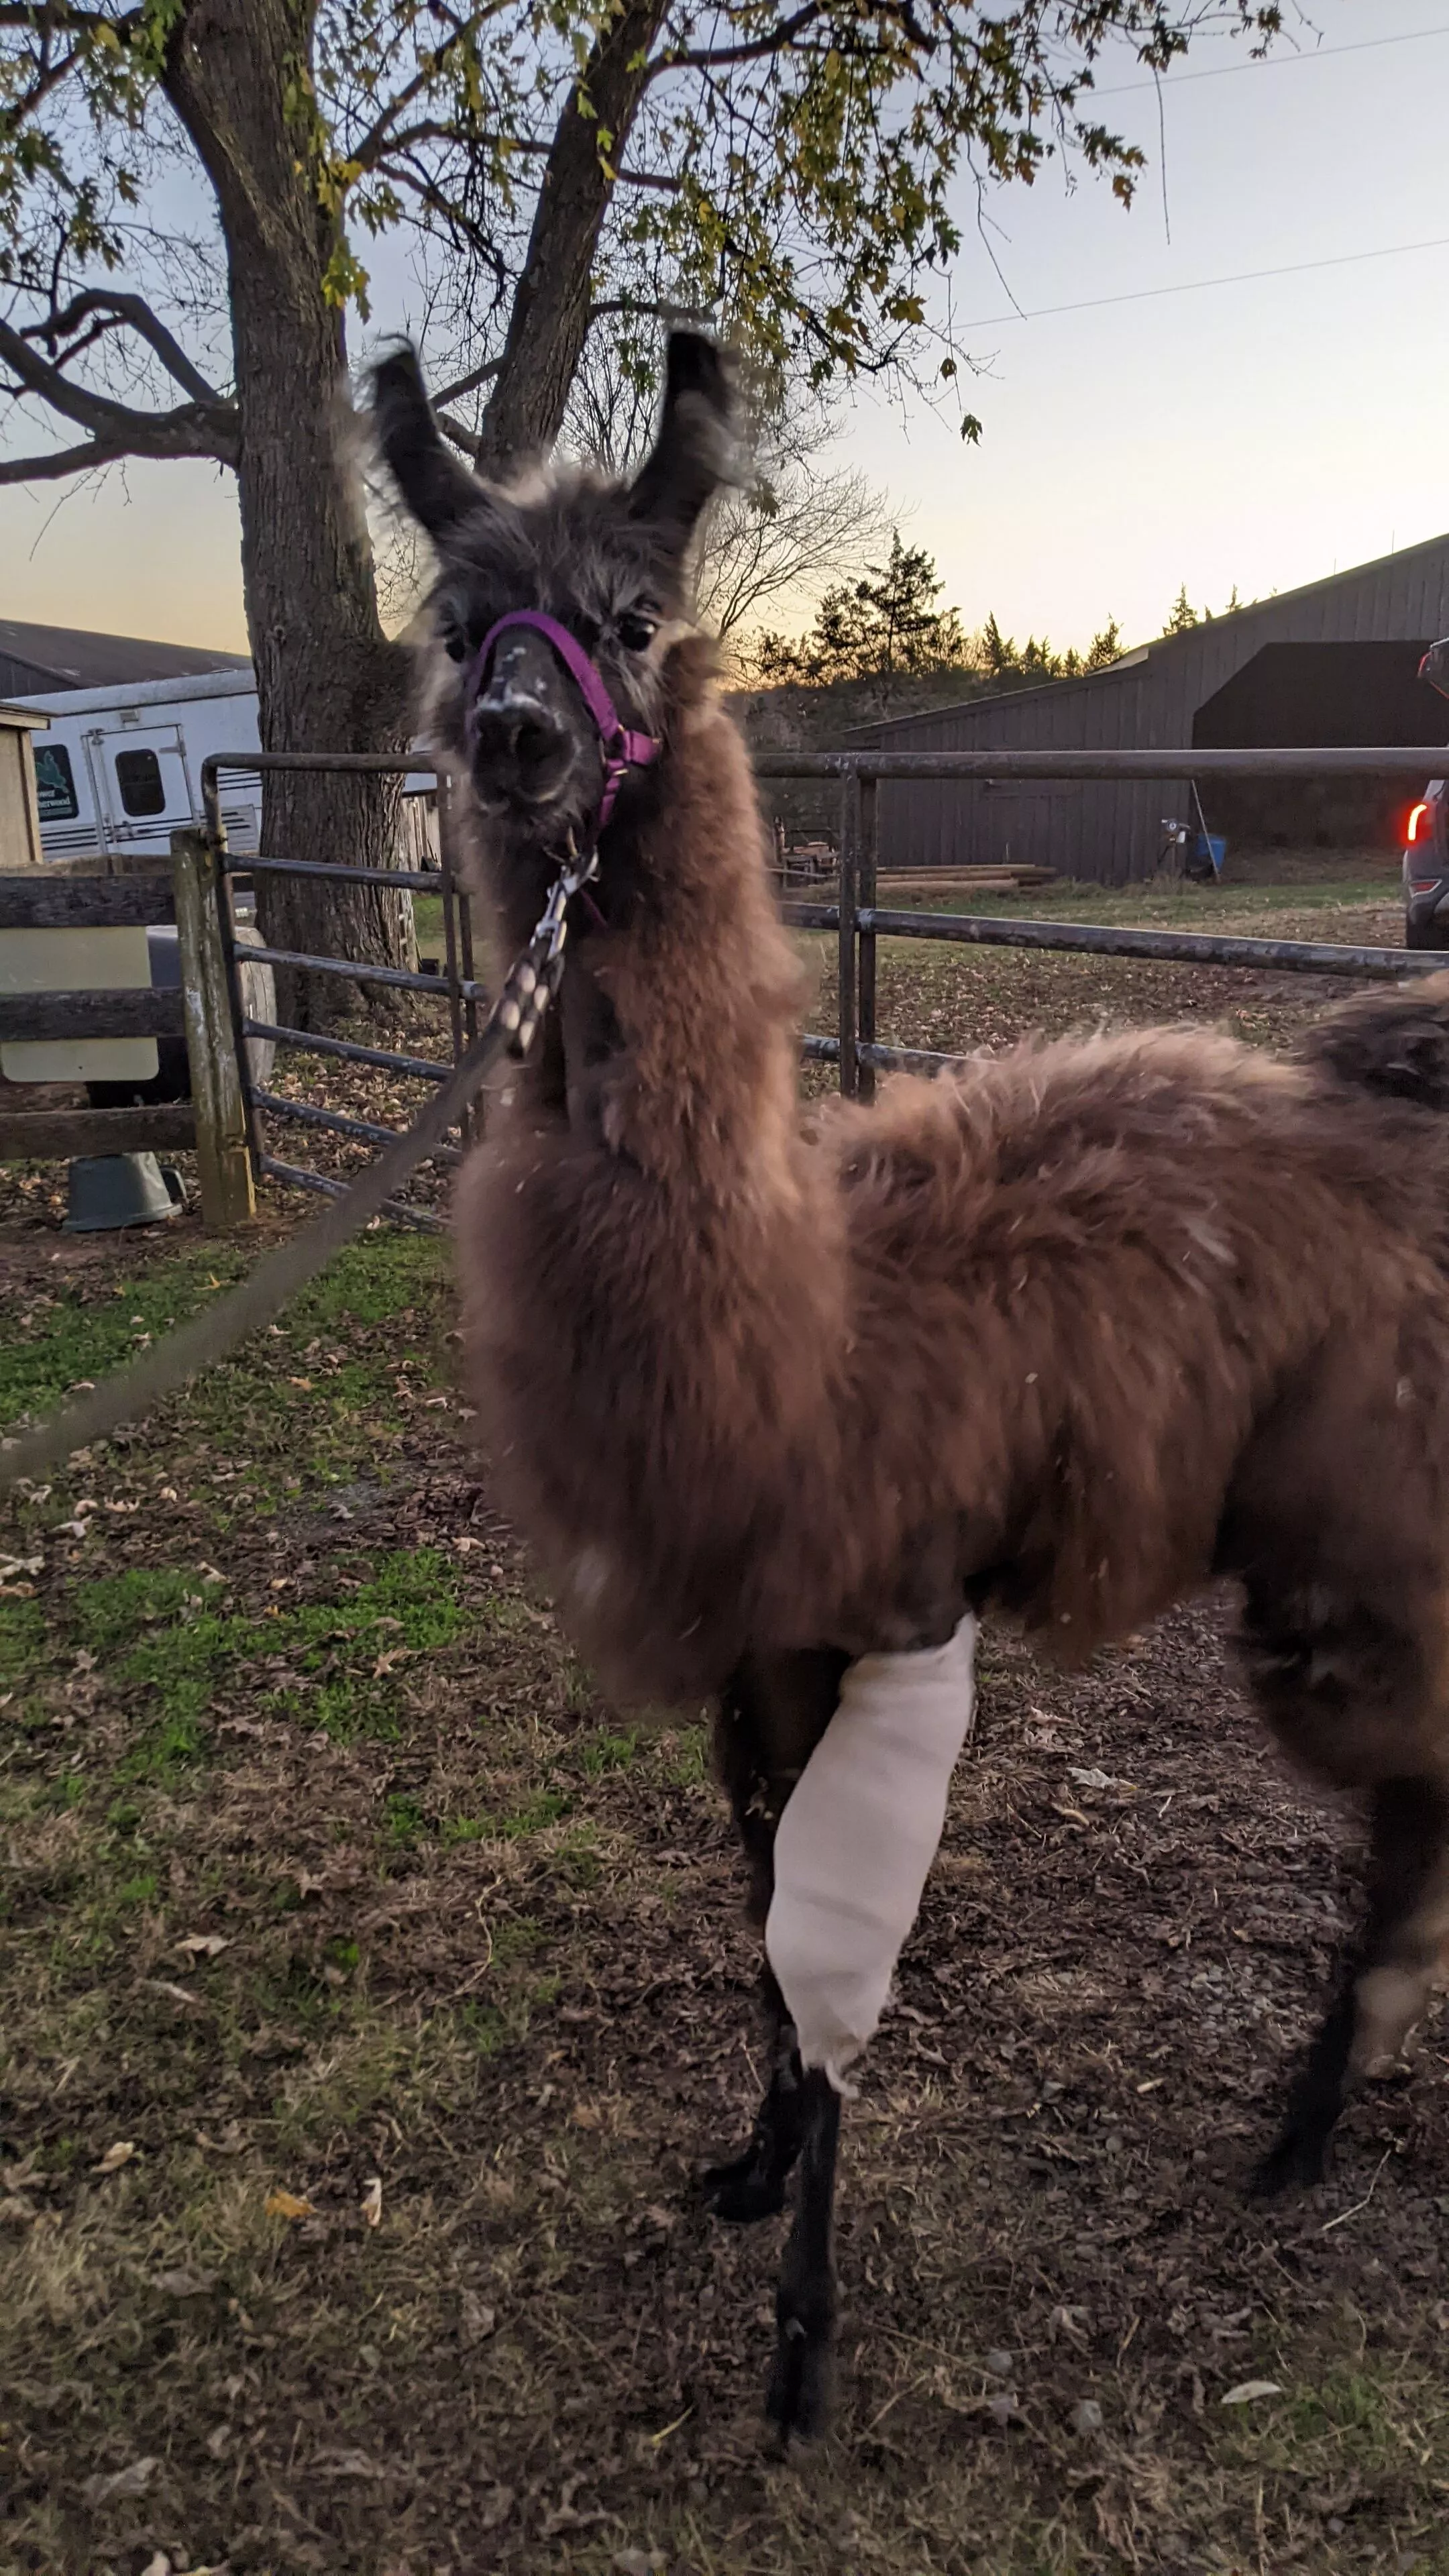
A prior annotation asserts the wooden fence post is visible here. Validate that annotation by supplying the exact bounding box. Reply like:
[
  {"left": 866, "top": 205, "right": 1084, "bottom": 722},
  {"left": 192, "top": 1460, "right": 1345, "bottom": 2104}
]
[
  {"left": 171, "top": 826, "right": 256, "bottom": 1229},
  {"left": 855, "top": 773, "right": 879, "bottom": 1104},
  {"left": 837, "top": 771, "right": 860, "bottom": 1098}
]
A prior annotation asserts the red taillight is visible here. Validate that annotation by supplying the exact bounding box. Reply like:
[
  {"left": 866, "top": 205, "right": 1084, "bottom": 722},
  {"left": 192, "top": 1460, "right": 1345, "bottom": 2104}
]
[{"left": 1407, "top": 800, "right": 1432, "bottom": 844}]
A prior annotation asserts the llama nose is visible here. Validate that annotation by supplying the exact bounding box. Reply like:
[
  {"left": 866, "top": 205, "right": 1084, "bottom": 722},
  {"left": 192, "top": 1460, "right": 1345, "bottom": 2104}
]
[{"left": 470, "top": 689, "right": 570, "bottom": 798}]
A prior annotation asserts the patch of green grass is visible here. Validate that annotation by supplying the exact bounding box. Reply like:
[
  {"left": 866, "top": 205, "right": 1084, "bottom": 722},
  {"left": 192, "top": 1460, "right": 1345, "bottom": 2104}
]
[
  {"left": 577, "top": 1727, "right": 637, "bottom": 1778},
  {"left": 0, "top": 1250, "right": 252, "bottom": 1426},
  {"left": 491, "top": 1917, "right": 543, "bottom": 1966},
  {"left": 68, "top": 1547, "right": 473, "bottom": 1757},
  {"left": 548, "top": 1822, "right": 600, "bottom": 1887},
  {"left": 660, "top": 1723, "right": 709, "bottom": 1788},
  {"left": 1224, "top": 2350, "right": 1449, "bottom": 2484},
  {"left": 288, "top": 1232, "right": 444, "bottom": 1332},
  {"left": 384, "top": 1791, "right": 425, "bottom": 1845},
  {"left": 1, "top": 1238, "right": 452, "bottom": 1525},
  {"left": 0, "top": 1593, "right": 46, "bottom": 1692},
  {"left": 494, "top": 1786, "right": 571, "bottom": 1838},
  {"left": 885, "top": 868, "right": 1399, "bottom": 932}
]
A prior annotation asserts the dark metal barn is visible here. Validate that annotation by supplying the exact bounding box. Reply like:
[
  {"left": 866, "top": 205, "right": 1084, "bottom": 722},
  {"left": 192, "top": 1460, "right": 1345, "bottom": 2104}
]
[{"left": 845, "top": 533, "right": 1449, "bottom": 882}]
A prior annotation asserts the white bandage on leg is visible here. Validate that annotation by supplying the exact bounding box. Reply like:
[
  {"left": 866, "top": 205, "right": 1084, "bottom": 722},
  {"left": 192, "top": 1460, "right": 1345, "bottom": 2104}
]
[{"left": 765, "top": 1613, "right": 977, "bottom": 2092}]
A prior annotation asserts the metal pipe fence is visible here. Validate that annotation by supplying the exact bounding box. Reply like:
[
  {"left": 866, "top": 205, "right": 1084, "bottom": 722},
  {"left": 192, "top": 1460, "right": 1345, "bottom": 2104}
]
[
  {"left": 198, "top": 742, "right": 1448, "bottom": 1222},
  {"left": 203, "top": 751, "right": 464, "bottom": 1230}
]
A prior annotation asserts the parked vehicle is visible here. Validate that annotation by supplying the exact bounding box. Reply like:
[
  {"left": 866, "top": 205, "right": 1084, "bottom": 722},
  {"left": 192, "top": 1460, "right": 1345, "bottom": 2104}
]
[
  {"left": 7, "top": 667, "right": 438, "bottom": 867},
  {"left": 1403, "top": 638, "right": 1449, "bottom": 950}
]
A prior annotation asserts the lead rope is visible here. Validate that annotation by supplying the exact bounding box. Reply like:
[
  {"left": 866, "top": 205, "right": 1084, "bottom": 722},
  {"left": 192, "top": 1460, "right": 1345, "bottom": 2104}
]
[{"left": 0, "top": 849, "right": 593, "bottom": 1496}]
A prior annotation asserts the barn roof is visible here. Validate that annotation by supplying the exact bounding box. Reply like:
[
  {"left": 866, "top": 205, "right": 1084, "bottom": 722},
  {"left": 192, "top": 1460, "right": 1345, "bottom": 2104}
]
[
  {"left": 845, "top": 529, "right": 1449, "bottom": 747},
  {"left": 0, "top": 619, "right": 250, "bottom": 701}
]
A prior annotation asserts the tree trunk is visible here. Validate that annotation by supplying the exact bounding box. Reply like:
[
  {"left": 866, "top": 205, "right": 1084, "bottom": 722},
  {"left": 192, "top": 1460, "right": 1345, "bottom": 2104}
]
[
  {"left": 167, "top": 0, "right": 412, "bottom": 1030},
  {"left": 478, "top": 0, "right": 671, "bottom": 463}
]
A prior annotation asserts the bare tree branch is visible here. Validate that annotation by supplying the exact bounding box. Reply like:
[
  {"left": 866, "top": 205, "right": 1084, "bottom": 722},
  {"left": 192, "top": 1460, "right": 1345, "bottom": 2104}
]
[
  {"left": 431, "top": 354, "right": 504, "bottom": 407},
  {"left": 651, "top": 5, "right": 825, "bottom": 76},
  {"left": 0, "top": 318, "right": 237, "bottom": 466},
  {"left": 23, "top": 288, "right": 227, "bottom": 407},
  {"left": 436, "top": 405, "right": 482, "bottom": 456},
  {"left": 0, "top": 427, "right": 174, "bottom": 482},
  {"left": 0, "top": 5, "right": 136, "bottom": 21},
  {"left": 347, "top": 3, "right": 517, "bottom": 172}
]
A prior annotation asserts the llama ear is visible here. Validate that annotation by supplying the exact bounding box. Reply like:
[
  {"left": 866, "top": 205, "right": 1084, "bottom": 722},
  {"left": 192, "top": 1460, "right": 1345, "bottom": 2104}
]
[
  {"left": 371, "top": 343, "right": 486, "bottom": 541},
  {"left": 628, "top": 332, "right": 739, "bottom": 553}
]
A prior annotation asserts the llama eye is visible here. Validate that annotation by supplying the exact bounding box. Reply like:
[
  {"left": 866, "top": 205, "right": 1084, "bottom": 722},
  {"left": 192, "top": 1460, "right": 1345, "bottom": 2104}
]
[
  {"left": 442, "top": 622, "right": 468, "bottom": 663},
  {"left": 616, "top": 610, "right": 657, "bottom": 653}
]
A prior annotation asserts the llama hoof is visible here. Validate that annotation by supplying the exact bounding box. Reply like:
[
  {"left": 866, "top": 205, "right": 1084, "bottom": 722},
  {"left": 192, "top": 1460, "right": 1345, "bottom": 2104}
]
[
  {"left": 1248, "top": 2127, "right": 1330, "bottom": 2198},
  {"left": 765, "top": 2316, "right": 835, "bottom": 2446},
  {"left": 700, "top": 2148, "right": 789, "bottom": 2224}
]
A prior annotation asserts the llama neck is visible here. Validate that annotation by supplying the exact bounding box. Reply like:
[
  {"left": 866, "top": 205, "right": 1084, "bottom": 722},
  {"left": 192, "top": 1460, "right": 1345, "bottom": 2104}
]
[{"left": 507, "top": 693, "right": 808, "bottom": 1210}]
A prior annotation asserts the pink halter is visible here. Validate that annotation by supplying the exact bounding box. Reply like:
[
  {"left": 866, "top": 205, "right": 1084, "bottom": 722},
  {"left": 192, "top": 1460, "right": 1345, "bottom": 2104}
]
[{"left": 464, "top": 610, "right": 661, "bottom": 840}]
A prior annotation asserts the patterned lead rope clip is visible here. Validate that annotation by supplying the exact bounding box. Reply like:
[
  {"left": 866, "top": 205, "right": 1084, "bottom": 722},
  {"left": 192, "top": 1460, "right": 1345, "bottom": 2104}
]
[{"left": 496, "top": 943, "right": 564, "bottom": 1060}]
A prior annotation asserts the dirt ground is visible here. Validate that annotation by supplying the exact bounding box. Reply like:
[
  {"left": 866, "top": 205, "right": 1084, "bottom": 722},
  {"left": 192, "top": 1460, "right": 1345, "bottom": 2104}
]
[{"left": 3, "top": 859, "right": 1448, "bottom": 2576}]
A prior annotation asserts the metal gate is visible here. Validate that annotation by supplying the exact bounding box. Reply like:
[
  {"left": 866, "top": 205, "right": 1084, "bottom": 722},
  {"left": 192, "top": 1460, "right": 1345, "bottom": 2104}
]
[{"left": 199, "top": 742, "right": 1449, "bottom": 1230}]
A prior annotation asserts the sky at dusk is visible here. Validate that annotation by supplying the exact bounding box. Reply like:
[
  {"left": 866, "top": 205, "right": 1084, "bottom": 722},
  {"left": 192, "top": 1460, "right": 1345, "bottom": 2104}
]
[{"left": 3, "top": 0, "right": 1447, "bottom": 663}]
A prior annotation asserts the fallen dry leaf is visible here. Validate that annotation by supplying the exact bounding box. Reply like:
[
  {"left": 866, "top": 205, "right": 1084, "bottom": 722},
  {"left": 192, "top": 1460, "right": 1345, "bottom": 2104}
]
[
  {"left": 176, "top": 1933, "right": 230, "bottom": 1959},
  {"left": 360, "top": 2174, "right": 382, "bottom": 2229},
  {"left": 80, "top": 2455, "right": 158, "bottom": 2506},
  {"left": 150, "top": 2268, "right": 215, "bottom": 2298},
  {"left": 264, "top": 2188, "right": 315, "bottom": 2220},
  {"left": 91, "top": 2140, "right": 136, "bottom": 2175},
  {"left": 460, "top": 2288, "right": 496, "bottom": 2347},
  {"left": 1221, "top": 2379, "right": 1281, "bottom": 2405}
]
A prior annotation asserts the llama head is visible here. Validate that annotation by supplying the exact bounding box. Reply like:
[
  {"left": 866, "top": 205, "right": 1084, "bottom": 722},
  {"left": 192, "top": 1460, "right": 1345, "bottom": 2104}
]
[{"left": 372, "top": 333, "right": 738, "bottom": 857}]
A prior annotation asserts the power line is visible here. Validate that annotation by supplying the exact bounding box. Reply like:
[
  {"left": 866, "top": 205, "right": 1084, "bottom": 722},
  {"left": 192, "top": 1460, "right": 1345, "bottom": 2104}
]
[
  {"left": 1089, "top": 22, "right": 1449, "bottom": 99},
  {"left": 961, "top": 233, "right": 1449, "bottom": 333}
]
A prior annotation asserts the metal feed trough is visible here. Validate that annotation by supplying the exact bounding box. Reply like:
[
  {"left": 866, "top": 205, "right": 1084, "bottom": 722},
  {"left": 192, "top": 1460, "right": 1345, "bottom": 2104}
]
[{"left": 7, "top": 741, "right": 1426, "bottom": 1235}]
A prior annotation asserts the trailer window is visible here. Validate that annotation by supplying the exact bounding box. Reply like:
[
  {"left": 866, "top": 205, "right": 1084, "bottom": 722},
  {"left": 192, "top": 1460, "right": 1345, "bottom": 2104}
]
[
  {"left": 113, "top": 748, "right": 167, "bottom": 817},
  {"left": 34, "top": 743, "right": 78, "bottom": 823}
]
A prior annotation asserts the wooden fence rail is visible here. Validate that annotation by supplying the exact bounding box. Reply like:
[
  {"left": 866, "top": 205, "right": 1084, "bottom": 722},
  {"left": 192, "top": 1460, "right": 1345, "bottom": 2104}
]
[{"left": 0, "top": 832, "right": 255, "bottom": 1229}]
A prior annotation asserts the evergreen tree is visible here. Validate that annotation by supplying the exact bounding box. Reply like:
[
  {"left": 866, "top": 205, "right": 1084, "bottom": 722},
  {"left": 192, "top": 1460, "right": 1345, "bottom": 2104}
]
[{"left": 754, "top": 532, "right": 970, "bottom": 682}]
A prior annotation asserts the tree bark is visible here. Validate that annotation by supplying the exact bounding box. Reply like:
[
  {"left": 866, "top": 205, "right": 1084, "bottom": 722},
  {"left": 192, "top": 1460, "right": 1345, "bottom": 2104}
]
[
  {"left": 166, "top": 0, "right": 413, "bottom": 1028},
  {"left": 478, "top": 0, "right": 671, "bottom": 464}
]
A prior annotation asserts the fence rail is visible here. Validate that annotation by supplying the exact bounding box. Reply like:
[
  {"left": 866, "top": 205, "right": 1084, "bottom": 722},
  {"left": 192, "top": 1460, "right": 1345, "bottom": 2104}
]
[
  {"left": 855, "top": 909, "right": 1432, "bottom": 981},
  {"left": 0, "top": 841, "right": 240, "bottom": 1215},
  {"left": 172, "top": 739, "right": 1449, "bottom": 1222}
]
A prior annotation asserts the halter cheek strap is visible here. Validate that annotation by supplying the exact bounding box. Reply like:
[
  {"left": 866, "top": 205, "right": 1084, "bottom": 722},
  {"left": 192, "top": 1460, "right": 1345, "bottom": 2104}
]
[{"left": 464, "top": 608, "right": 661, "bottom": 841}]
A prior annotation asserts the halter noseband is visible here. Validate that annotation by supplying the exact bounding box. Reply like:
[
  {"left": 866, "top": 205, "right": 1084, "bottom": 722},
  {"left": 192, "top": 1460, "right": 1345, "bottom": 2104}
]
[{"left": 464, "top": 609, "right": 661, "bottom": 844}]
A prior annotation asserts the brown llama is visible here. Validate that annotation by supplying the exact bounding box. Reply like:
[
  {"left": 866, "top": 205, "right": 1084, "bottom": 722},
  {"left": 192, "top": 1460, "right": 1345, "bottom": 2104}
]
[{"left": 372, "top": 332, "right": 1449, "bottom": 2443}]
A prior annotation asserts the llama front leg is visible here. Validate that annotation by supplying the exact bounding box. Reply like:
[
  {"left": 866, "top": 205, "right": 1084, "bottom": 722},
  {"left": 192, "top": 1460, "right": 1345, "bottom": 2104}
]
[
  {"left": 706, "top": 1649, "right": 845, "bottom": 2221},
  {"left": 1254, "top": 1773, "right": 1449, "bottom": 2194},
  {"left": 759, "top": 1613, "right": 979, "bottom": 2438},
  {"left": 765, "top": 2067, "right": 841, "bottom": 2441},
  {"left": 702, "top": 1963, "right": 811, "bottom": 2222}
]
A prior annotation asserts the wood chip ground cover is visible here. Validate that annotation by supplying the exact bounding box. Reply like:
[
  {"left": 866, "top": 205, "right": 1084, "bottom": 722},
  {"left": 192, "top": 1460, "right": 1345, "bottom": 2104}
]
[{"left": 3, "top": 864, "right": 1447, "bottom": 2573}]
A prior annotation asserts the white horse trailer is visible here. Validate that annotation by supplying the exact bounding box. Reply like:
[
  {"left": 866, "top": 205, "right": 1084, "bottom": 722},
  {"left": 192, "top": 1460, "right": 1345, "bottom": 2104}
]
[
  {"left": 6, "top": 666, "right": 439, "bottom": 869},
  {"left": 8, "top": 668, "right": 265, "bottom": 865}
]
